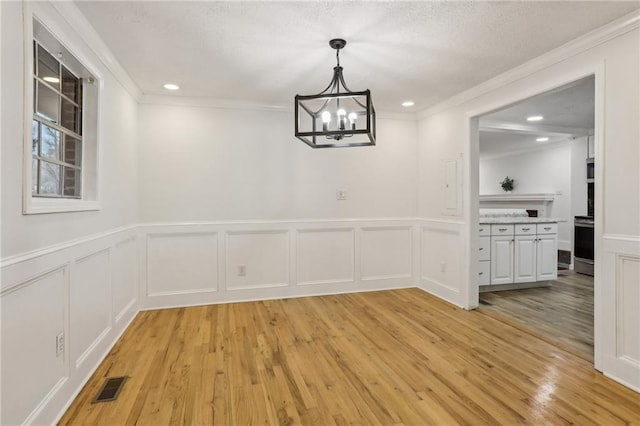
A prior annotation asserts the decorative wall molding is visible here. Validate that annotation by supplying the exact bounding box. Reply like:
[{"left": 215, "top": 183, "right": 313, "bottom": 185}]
[
  {"left": 141, "top": 219, "right": 417, "bottom": 309},
  {"left": 0, "top": 228, "right": 139, "bottom": 426},
  {"left": 418, "top": 219, "right": 466, "bottom": 307},
  {"left": 418, "top": 10, "right": 640, "bottom": 119}
]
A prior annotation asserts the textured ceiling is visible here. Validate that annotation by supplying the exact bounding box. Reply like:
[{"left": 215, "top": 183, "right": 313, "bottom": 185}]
[
  {"left": 76, "top": 1, "right": 638, "bottom": 113},
  {"left": 480, "top": 76, "right": 594, "bottom": 157}
]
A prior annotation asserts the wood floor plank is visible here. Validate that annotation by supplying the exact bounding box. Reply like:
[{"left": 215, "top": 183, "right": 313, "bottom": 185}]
[
  {"left": 59, "top": 288, "right": 639, "bottom": 425},
  {"left": 479, "top": 270, "right": 594, "bottom": 362}
]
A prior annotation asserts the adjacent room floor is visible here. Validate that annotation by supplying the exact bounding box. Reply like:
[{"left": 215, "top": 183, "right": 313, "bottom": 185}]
[
  {"left": 60, "top": 288, "right": 638, "bottom": 425},
  {"left": 478, "top": 270, "right": 594, "bottom": 362}
]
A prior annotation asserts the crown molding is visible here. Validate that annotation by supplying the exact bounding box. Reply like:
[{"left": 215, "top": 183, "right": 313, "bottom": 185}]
[
  {"left": 50, "top": 1, "right": 142, "bottom": 101},
  {"left": 418, "top": 10, "right": 640, "bottom": 120},
  {"left": 139, "top": 94, "right": 417, "bottom": 120}
]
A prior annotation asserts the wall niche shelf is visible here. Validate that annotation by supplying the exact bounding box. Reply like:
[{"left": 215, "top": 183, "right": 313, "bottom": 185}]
[{"left": 479, "top": 193, "right": 556, "bottom": 216}]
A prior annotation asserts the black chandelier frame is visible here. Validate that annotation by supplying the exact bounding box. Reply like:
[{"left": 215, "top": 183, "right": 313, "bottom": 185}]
[{"left": 294, "top": 39, "right": 376, "bottom": 148}]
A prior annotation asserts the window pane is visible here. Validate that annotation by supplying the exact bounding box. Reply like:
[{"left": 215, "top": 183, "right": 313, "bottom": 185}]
[
  {"left": 32, "top": 120, "right": 39, "bottom": 156},
  {"left": 40, "top": 124, "right": 61, "bottom": 160},
  {"left": 63, "top": 135, "right": 82, "bottom": 166},
  {"left": 62, "top": 167, "right": 80, "bottom": 197},
  {"left": 36, "top": 81, "right": 60, "bottom": 123},
  {"left": 39, "top": 161, "right": 61, "bottom": 195},
  {"left": 61, "top": 98, "right": 80, "bottom": 133},
  {"left": 32, "top": 159, "right": 39, "bottom": 195},
  {"left": 37, "top": 44, "right": 60, "bottom": 91},
  {"left": 61, "top": 66, "right": 80, "bottom": 103}
]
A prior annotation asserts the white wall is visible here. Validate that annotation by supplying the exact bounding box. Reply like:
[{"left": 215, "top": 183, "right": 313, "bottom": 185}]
[
  {"left": 137, "top": 103, "right": 418, "bottom": 223},
  {"left": 479, "top": 142, "right": 573, "bottom": 250},
  {"left": 1, "top": 2, "right": 139, "bottom": 258},
  {"left": 417, "top": 18, "right": 640, "bottom": 390}
]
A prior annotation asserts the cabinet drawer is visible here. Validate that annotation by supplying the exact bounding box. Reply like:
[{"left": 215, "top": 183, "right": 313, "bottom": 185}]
[
  {"left": 537, "top": 223, "right": 558, "bottom": 234},
  {"left": 478, "top": 261, "right": 490, "bottom": 285},
  {"left": 491, "top": 224, "right": 514, "bottom": 236},
  {"left": 478, "top": 225, "right": 490, "bottom": 236},
  {"left": 515, "top": 224, "right": 536, "bottom": 235},
  {"left": 479, "top": 236, "right": 490, "bottom": 261}
]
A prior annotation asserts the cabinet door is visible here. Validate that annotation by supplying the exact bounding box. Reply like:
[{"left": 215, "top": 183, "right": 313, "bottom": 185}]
[
  {"left": 537, "top": 234, "right": 558, "bottom": 280},
  {"left": 491, "top": 236, "right": 513, "bottom": 285},
  {"left": 514, "top": 235, "right": 537, "bottom": 283}
]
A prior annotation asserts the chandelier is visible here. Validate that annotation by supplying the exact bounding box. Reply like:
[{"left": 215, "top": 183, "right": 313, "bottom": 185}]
[{"left": 295, "top": 39, "right": 376, "bottom": 148}]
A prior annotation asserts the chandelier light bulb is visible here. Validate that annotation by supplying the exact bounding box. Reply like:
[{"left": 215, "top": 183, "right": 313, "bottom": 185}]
[
  {"left": 321, "top": 111, "right": 331, "bottom": 131},
  {"left": 337, "top": 109, "right": 346, "bottom": 130},
  {"left": 348, "top": 112, "right": 357, "bottom": 130}
]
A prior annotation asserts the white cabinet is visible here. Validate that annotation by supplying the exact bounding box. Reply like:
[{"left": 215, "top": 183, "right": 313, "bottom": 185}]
[
  {"left": 480, "top": 221, "right": 558, "bottom": 288},
  {"left": 537, "top": 234, "right": 558, "bottom": 281},
  {"left": 491, "top": 236, "right": 514, "bottom": 285},
  {"left": 514, "top": 235, "right": 537, "bottom": 283}
]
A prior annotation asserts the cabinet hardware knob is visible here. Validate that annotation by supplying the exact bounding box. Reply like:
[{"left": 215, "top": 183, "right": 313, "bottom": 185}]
[
  {"left": 544, "top": 227, "right": 551, "bottom": 230},
  {"left": 479, "top": 272, "right": 484, "bottom": 275},
  {"left": 522, "top": 227, "right": 530, "bottom": 231},
  {"left": 479, "top": 247, "right": 484, "bottom": 250}
]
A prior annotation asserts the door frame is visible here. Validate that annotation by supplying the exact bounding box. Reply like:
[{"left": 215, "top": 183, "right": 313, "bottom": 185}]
[{"left": 463, "top": 61, "right": 605, "bottom": 370}]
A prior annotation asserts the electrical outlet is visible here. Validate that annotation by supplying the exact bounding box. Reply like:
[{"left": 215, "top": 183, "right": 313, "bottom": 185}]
[
  {"left": 336, "top": 190, "right": 347, "bottom": 200},
  {"left": 56, "top": 332, "right": 64, "bottom": 357},
  {"left": 238, "top": 265, "right": 246, "bottom": 276}
]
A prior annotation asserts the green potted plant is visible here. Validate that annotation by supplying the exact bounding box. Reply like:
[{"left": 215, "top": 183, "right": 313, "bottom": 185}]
[{"left": 500, "top": 176, "right": 514, "bottom": 193}]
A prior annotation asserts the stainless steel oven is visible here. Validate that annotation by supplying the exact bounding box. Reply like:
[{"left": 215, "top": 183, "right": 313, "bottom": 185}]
[{"left": 574, "top": 216, "right": 594, "bottom": 276}]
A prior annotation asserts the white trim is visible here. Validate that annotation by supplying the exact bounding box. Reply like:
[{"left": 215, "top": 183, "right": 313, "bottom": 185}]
[
  {"left": 464, "top": 61, "right": 607, "bottom": 368},
  {"left": 22, "top": 3, "right": 105, "bottom": 215},
  {"left": 0, "top": 224, "right": 137, "bottom": 269},
  {"left": 419, "top": 10, "right": 640, "bottom": 119},
  {"left": 48, "top": 2, "right": 141, "bottom": 100}
]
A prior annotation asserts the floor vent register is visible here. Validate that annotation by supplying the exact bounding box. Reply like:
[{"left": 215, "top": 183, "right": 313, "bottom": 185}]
[{"left": 93, "top": 376, "right": 128, "bottom": 403}]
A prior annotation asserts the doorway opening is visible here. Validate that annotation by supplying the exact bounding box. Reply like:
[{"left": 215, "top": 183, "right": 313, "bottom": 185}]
[{"left": 471, "top": 75, "right": 596, "bottom": 363}]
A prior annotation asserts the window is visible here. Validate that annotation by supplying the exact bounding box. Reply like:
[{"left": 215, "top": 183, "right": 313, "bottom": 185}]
[
  {"left": 32, "top": 41, "right": 83, "bottom": 198},
  {"left": 24, "top": 14, "right": 100, "bottom": 214}
]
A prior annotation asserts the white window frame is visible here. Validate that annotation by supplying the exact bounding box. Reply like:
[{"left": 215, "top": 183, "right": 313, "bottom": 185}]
[{"left": 22, "top": 3, "right": 103, "bottom": 214}]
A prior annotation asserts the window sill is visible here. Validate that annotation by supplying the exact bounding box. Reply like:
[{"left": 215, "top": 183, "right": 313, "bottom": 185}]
[{"left": 23, "top": 198, "right": 101, "bottom": 215}]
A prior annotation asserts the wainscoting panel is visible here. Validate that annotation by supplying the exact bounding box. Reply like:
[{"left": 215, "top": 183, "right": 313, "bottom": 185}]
[
  {"left": 71, "top": 249, "right": 111, "bottom": 370},
  {"left": 112, "top": 236, "right": 138, "bottom": 324},
  {"left": 296, "top": 228, "right": 355, "bottom": 286},
  {"left": 361, "top": 227, "right": 412, "bottom": 281},
  {"left": 617, "top": 254, "right": 639, "bottom": 361},
  {"left": 146, "top": 232, "right": 218, "bottom": 296},
  {"left": 0, "top": 227, "right": 139, "bottom": 426},
  {"left": 225, "top": 230, "right": 289, "bottom": 290},
  {"left": 419, "top": 220, "right": 466, "bottom": 307},
  {"left": 0, "top": 268, "right": 67, "bottom": 426},
  {"left": 601, "top": 234, "right": 640, "bottom": 392}
]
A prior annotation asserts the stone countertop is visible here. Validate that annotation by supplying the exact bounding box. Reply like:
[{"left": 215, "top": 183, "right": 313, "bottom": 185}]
[{"left": 479, "top": 217, "right": 567, "bottom": 224}]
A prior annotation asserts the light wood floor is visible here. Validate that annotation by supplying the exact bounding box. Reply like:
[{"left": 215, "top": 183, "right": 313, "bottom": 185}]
[
  {"left": 60, "top": 288, "right": 639, "bottom": 425},
  {"left": 478, "top": 271, "right": 594, "bottom": 362}
]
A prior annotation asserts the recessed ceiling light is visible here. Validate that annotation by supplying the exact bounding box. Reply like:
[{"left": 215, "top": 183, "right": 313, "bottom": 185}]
[
  {"left": 536, "top": 137, "right": 549, "bottom": 142},
  {"left": 163, "top": 83, "right": 180, "bottom": 90},
  {"left": 43, "top": 76, "right": 60, "bottom": 83},
  {"left": 402, "top": 101, "right": 415, "bottom": 107},
  {"left": 527, "top": 115, "right": 544, "bottom": 122}
]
